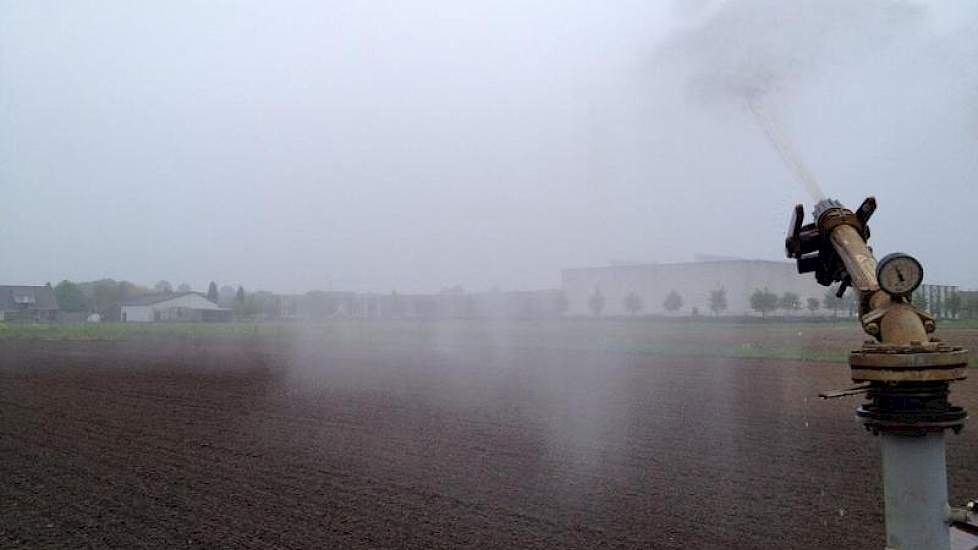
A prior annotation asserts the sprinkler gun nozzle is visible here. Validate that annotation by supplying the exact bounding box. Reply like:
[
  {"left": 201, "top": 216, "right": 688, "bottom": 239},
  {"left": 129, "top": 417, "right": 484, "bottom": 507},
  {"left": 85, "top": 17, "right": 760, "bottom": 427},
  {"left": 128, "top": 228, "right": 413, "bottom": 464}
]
[{"left": 785, "top": 196, "right": 877, "bottom": 293}]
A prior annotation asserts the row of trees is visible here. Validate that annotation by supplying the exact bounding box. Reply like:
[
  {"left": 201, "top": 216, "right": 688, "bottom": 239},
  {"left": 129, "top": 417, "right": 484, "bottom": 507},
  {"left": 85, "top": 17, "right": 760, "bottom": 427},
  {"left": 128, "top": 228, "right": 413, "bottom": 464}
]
[
  {"left": 49, "top": 277, "right": 970, "bottom": 321},
  {"left": 587, "top": 288, "right": 687, "bottom": 317},
  {"left": 748, "top": 288, "right": 857, "bottom": 318},
  {"left": 51, "top": 279, "right": 252, "bottom": 316},
  {"left": 750, "top": 288, "right": 969, "bottom": 319},
  {"left": 50, "top": 280, "right": 569, "bottom": 321},
  {"left": 53, "top": 279, "right": 152, "bottom": 313},
  {"left": 583, "top": 286, "right": 862, "bottom": 318},
  {"left": 53, "top": 278, "right": 411, "bottom": 321}
]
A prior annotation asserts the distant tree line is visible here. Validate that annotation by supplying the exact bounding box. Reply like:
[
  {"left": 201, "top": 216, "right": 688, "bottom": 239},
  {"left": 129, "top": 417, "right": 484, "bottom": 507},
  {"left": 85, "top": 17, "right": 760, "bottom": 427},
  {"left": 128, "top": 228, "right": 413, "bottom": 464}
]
[
  {"left": 528, "top": 285, "right": 969, "bottom": 321},
  {"left": 50, "top": 279, "right": 252, "bottom": 318},
  {"left": 48, "top": 276, "right": 970, "bottom": 323},
  {"left": 587, "top": 287, "right": 685, "bottom": 317},
  {"left": 53, "top": 279, "right": 151, "bottom": 314},
  {"left": 746, "top": 288, "right": 857, "bottom": 318},
  {"left": 582, "top": 285, "right": 813, "bottom": 319}
]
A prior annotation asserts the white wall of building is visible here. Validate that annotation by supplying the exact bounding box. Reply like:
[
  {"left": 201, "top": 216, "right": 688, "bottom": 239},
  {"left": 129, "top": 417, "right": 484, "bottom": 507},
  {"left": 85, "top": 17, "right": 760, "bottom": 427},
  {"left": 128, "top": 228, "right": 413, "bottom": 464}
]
[
  {"left": 122, "top": 305, "right": 154, "bottom": 322},
  {"left": 122, "top": 294, "right": 222, "bottom": 322},
  {"left": 919, "top": 284, "right": 959, "bottom": 319},
  {"left": 562, "top": 260, "right": 828, "bottom": 316}
]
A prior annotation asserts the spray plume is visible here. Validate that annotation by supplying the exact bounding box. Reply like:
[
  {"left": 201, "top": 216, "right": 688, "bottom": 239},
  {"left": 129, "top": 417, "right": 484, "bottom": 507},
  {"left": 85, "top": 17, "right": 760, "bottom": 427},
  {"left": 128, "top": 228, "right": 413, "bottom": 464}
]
[
  {"left": 658, "top": 0, "right": 925, "bottom": 199},
  {"left": 745, "top": 97, "right": 825, "bottom": 201}
]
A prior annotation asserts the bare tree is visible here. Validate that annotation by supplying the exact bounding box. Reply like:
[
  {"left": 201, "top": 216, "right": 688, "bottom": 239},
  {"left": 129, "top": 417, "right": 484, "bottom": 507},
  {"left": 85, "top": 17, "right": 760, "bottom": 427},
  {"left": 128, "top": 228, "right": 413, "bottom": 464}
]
[{"left": 708, "top": 287, "right": 727, "bottom": 317}]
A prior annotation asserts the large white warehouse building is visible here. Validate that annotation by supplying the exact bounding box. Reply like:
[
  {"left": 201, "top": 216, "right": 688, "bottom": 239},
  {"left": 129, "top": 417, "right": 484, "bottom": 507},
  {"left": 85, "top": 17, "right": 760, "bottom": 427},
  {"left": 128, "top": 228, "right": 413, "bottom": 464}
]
[{"left": 562, "top": 259, "right": 828, "bottom": 316}]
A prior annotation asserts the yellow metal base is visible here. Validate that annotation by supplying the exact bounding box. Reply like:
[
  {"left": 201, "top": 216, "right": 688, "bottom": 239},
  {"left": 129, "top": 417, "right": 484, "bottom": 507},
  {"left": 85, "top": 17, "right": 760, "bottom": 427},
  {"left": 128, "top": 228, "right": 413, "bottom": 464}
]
[{"left": 850, "top": 344, "right": 969, "bottom": 383}]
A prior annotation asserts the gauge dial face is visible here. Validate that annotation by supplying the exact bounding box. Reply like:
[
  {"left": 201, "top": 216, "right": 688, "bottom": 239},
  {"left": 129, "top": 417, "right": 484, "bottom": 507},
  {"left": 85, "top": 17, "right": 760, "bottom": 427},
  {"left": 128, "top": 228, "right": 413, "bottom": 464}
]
[{"left": 877, "top": 253, "right": 923, "bottom": 295}]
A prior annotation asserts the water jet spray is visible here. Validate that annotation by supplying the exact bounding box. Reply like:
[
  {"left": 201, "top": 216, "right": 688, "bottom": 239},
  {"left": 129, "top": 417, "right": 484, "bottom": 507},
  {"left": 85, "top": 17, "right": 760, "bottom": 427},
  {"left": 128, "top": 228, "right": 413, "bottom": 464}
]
[
  {"left": 786, "top": 197, "right": 977, "bottom": 550},
  {"left": 748, "top": 98, "right": 826, "bottom": 201}
]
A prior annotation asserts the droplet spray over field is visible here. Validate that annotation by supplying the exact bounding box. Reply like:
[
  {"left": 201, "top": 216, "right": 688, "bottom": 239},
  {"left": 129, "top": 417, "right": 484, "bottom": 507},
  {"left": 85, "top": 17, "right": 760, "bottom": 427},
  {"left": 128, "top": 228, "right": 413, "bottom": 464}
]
[
  {"left": 746, "top": 96, "right": 826, "bottom": 201},
  {"left": 659, "top": 0, "right": 927, "bottom": 202}
]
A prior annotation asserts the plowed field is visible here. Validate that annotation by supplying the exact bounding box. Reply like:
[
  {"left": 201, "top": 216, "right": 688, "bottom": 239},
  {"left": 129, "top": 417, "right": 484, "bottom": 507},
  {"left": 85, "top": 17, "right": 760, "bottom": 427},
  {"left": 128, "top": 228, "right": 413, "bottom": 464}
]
[{"left": 3, "top": 324, "right": 977, "bottom": 549}]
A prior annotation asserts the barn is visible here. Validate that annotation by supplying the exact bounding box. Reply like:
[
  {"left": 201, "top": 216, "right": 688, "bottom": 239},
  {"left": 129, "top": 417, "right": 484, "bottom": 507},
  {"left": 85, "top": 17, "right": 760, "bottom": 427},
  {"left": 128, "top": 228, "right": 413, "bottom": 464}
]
[
  {"left": 0, "top": 285, "right": 60, "bottom": 322},
  {"left": 121, "top": 293, "right": 230, "bottom": 323}
]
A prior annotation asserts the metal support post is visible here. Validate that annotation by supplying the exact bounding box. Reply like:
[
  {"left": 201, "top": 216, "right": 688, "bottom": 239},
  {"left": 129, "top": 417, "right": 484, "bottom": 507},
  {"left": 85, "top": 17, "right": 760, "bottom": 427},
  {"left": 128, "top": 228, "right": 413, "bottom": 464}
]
[{"left": 881, "top": 432, "right": 950, "bottom": 550}]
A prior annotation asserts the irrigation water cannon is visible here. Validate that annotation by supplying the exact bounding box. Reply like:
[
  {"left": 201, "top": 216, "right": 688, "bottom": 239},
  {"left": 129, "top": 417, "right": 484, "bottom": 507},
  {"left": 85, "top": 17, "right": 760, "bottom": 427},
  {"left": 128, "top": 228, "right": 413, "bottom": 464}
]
[{"left": 786, "top": 197, "right": 978, "bottom": 550}]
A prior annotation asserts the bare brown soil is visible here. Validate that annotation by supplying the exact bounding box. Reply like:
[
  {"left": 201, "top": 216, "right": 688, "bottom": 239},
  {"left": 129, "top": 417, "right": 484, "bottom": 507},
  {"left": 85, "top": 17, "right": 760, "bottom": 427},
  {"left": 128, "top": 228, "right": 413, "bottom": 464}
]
[{"left": 2, "top": 332, "right": 978, "bottom": 549}]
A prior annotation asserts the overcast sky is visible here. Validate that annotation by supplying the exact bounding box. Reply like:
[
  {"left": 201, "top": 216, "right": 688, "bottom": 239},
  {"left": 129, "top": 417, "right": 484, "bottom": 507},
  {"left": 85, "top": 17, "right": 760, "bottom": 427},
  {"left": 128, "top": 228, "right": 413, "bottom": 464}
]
[{"left": 2, "top": 1, "right": 976, "bottom": 293}]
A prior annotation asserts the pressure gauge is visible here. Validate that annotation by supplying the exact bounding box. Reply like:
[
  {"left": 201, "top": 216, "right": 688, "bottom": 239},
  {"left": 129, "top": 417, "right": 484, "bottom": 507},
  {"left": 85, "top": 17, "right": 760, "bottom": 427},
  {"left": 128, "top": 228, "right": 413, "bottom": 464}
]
[{"left": 876, "top": 253, "right": 924, "bottom": 296}]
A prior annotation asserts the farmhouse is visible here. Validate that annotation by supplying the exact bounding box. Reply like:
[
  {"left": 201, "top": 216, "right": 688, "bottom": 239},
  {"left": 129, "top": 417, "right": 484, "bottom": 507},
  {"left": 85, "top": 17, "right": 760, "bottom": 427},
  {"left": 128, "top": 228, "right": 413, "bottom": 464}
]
[
  {"left": 0, "top": 285, "right": 60, "bottom": 322},
  {"left": 121, "top": 293, "right": 230, "bottom": 322}
]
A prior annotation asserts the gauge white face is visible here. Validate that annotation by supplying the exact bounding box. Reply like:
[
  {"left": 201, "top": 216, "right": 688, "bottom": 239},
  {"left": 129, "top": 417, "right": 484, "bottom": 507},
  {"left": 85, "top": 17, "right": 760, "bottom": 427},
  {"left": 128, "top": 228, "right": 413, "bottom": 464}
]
[{"left": 877, "top": 254, "right": 923, "bottom": 295}]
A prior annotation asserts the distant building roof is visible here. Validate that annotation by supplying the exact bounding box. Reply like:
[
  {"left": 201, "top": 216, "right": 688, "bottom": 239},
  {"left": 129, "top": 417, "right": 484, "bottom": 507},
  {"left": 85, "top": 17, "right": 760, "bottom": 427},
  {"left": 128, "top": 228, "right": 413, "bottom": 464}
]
[
  {"left": 693, "top": 253, "right": 750, "bottom": 262},
  {"left": 122, "top": 292, "right": 216, "bottom": 307},
  {"left": 0, "top": 285, "right": 59, "bottom": 312},
  {"left": 562, "top": 258, "right": 793, "bottom": 274}
]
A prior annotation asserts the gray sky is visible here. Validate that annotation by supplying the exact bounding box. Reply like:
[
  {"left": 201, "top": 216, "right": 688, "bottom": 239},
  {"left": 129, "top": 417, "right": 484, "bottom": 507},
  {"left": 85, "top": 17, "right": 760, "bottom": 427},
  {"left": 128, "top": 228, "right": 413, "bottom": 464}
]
[{"left": 2, "top": 1, "right": 976, "bottom": 293}]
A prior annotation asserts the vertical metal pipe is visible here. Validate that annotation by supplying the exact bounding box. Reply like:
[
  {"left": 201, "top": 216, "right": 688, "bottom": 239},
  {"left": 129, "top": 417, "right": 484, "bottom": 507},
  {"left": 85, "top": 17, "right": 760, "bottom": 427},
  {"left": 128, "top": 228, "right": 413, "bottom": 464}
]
[{"left": 880, "top": 432, "right": 950, "bottom": 550}]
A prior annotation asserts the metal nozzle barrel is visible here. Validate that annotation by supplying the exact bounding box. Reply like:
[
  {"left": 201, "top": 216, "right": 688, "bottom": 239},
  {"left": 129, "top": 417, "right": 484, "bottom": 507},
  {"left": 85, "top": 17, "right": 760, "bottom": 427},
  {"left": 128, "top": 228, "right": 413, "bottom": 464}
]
[
  {"left": 814, "top": 198, "right": 879, "bottom": 293},
  {"left": 827, "top": 224, "right": 879, "bottom": 293}
]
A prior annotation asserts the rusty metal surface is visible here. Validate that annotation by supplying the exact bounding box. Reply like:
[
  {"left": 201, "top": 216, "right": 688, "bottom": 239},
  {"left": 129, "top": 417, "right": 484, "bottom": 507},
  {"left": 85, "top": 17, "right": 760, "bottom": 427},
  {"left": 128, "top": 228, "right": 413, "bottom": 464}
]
[
  {"left": 860, "top": 293, "right": 933, "bottom": 344},
  {"left": 785, "top": 198, "right": 878, "bottom": 293},
  {"left": 856, "top": 381, "right": 967, "bottom": 434},
  {"left": 851, "top": 367, "right": 968, "bottom": 383},
  {"left": 878, "top": 303, "right": 931, "bottom": 346},
  {"left": 828, "top": 224, "right": 880, "bottom": 293},
  {"left": 850, "top": 347, "right": 968, "bottom": 367},
  {"left": 814, "top": 200, "right": 878, "bottom": 293},
  {"left": 850, "top": 345, "right": 968, "bottom": 382}
]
